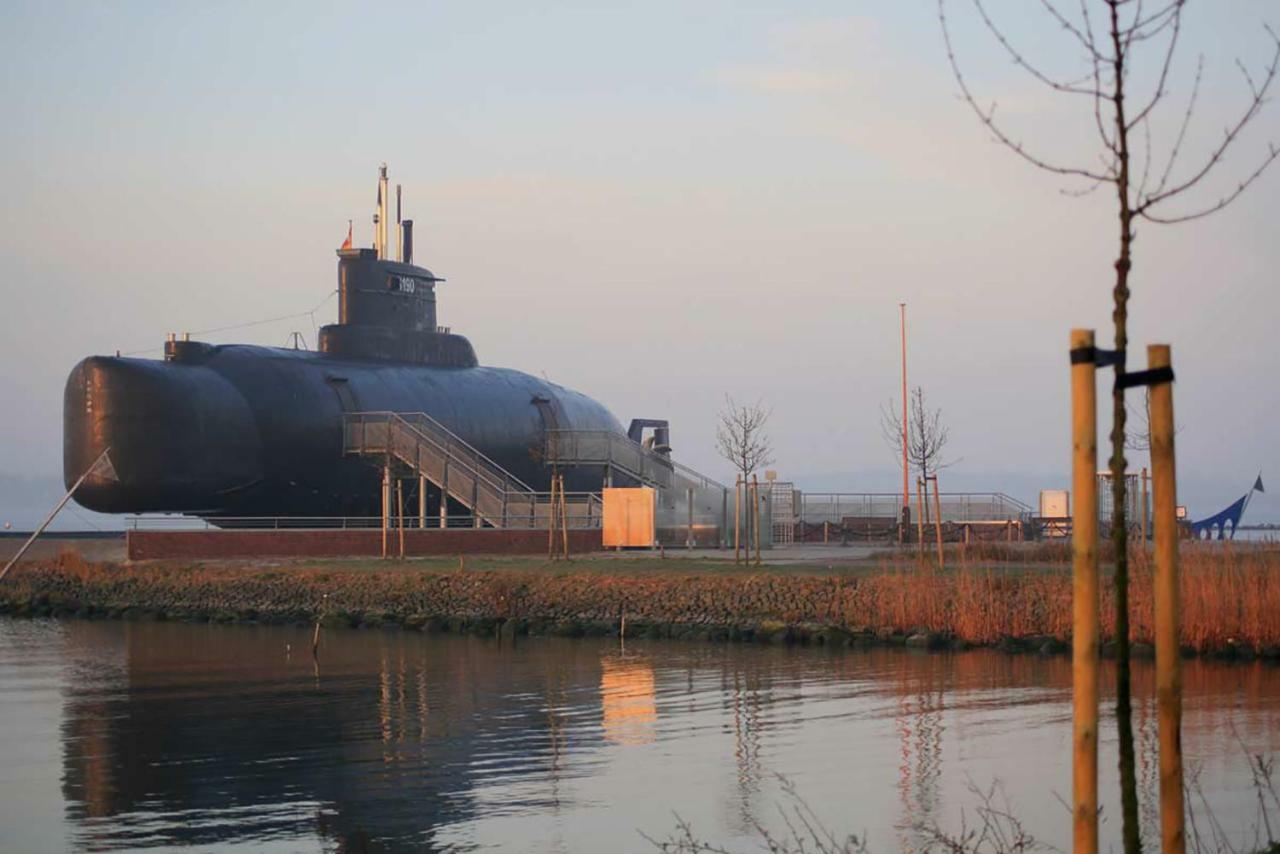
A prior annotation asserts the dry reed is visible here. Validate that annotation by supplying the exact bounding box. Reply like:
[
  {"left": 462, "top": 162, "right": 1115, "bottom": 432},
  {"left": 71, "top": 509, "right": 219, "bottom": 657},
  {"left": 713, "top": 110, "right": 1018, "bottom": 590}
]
[{"left": 4, "top": 546, "right": 1279, "bottom": 653}]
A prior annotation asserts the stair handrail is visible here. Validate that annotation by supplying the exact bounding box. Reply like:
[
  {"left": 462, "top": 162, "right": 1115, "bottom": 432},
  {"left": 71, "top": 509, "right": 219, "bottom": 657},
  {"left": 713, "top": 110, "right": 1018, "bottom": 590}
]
[
  {"left": 543, "top": 428, "right": 675, "bottom": 486},
  {"left": 345, "top": 410, "right": 535, "bottom": 497}
]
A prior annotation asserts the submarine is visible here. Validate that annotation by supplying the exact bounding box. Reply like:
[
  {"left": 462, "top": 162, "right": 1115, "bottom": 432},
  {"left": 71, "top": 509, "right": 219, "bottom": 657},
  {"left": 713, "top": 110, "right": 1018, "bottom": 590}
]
[{"left": 64, "top": 165, "right": 670, "bottom": 521}]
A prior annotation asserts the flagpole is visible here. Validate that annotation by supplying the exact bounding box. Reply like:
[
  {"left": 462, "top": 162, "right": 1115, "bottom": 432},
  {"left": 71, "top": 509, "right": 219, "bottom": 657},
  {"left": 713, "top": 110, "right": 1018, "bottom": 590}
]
[{"left": 900, "top": 302, "right": 909, "bottom": 544}]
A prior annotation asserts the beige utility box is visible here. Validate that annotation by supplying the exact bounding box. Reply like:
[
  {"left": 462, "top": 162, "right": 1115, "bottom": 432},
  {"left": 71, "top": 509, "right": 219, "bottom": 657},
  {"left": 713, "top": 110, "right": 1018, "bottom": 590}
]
[
  {"left": 602, "top": 487, "right": 656, "bottom": 548},
  {"left": 1039, "top": 489, "right": 1070, "bottom": 518}
]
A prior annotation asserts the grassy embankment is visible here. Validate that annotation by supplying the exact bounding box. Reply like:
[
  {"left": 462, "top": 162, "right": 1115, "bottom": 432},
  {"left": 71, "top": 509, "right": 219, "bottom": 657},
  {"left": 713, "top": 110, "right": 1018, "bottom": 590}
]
[{"left": 0, "top": 543, "right": 1277, "bottom": 656}]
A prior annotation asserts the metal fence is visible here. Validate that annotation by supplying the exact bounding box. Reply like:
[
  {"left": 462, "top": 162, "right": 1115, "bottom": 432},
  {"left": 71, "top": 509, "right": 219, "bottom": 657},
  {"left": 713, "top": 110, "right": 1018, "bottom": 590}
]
[{"left": 795, "top": 492, "right": 1033, "bottom": 525}]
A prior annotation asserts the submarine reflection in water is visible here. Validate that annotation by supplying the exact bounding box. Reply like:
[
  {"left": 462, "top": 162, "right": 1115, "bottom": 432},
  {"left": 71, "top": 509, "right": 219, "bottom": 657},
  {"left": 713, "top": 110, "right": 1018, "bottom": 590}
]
[
  {"left": 60, "top": 623, "right": 656, "bottom": 851},
  {"left": 63, "top": 165, "right": 666, "bottom": 520},
  {"left": 48, "top": 622, "right": 1280, "bottom": 852}
]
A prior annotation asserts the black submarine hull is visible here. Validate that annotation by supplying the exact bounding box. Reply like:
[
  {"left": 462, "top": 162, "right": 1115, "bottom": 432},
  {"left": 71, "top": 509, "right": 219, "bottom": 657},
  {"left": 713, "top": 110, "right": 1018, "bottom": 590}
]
[{"left": 64, "top": 345, "right": 623, "bottom": 518}]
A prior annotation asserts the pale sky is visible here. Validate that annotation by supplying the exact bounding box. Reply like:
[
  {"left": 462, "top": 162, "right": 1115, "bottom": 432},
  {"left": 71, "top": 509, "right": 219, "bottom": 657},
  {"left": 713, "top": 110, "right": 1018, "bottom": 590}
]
[{"left": 1, "top": 0, "right": 1278, "bottom": 523}]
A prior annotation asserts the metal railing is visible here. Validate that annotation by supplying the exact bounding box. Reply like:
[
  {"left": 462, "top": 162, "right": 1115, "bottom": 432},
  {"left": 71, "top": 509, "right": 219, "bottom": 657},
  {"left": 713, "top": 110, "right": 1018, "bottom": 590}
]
[
  {"left": 672, "top": 460, "right": 727, "bottom": 491},
  {"left": 344, "top": 411, "right": 537, "bottom": 526},
  {"left": 543, "top": 429, "right": 676, "bottom": 488},
  {"left": 796, "top": 492, "right": 1033, "bottom": 524}
]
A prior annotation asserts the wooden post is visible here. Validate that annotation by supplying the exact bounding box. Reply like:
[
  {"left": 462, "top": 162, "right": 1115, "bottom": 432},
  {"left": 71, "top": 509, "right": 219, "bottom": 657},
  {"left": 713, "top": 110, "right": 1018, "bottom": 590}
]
[
  {"left": 440, "top": 460, "right": 449, "bottom": 529},
  {"left": 747, "top": 473, "right": 757, "bottom": 568},
  {"left": 1141, "top": 467, "right": 1150, "bottom": 546},
  {"left": 1070, "top": 329, "right": 1100, "bottom": 854},
  {"left": 396, "top": 478, "right": 405, "bottom": 558},
  {"left": 916, "top": 477, "right": 925, "bottom": 560},
  {"left": 687, "top": 486, "right": 694, "bottom": 550},
  {"left": 823, "top": 520, "right": 829, "bottom": 544},
  {"left": 931, "top": 475, "right": 944, "bottom": 569},
  {"left": 734, "top": 477, "right": 741, "bottom": 565},
  {"left": 548, "top": 472, "right": 558, "bottom": 559},
  {"left": 381, "top": 462, "right": 390, "bottom": 559},
  {"left": 1149, "top": 343, "right": 1184, "bottom": 854},
  {"left": 418, "top": 474, "right": 427, "bottom": 529},
  {"left": 559, "top": 474, "right": 570, "bottom": 560}
]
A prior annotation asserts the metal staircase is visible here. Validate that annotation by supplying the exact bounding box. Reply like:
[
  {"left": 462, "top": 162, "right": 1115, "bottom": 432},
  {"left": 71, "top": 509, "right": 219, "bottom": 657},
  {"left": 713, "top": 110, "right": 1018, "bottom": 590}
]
[
  {"left": 543, "top": 429, "right": 677, "bottom": 489},
  {"left": 343, "top": 411, "right": 538, "bottom": 527}
]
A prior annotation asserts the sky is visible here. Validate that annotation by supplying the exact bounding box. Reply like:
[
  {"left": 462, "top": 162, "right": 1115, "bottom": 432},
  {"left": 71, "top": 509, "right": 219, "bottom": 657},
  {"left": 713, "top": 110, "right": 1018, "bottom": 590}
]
[{"left": 1, "top": 0, "right": 1278, "bottom": 526}]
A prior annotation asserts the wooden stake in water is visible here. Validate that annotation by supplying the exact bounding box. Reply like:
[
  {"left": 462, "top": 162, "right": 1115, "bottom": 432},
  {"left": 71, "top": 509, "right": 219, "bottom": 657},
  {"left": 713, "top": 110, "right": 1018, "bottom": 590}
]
[
  {"left": 312, "top": 593, "right": 328, "bottom": 659},
  {"left": 1070, "top": 329, "right": 1100, "bottom": 854},
  {"left": 1149, "top": 343, "right": 1184, "bottom": 854}
]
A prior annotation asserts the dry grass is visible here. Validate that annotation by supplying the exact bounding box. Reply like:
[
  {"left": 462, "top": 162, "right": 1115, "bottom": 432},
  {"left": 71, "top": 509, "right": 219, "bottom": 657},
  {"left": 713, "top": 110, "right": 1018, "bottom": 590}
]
[
  {"left": 854, "top": 546, "right": 1280, "bottom": 650},
  {"left": 9, "top": 545, "right": 1280, "bottom": 653}
]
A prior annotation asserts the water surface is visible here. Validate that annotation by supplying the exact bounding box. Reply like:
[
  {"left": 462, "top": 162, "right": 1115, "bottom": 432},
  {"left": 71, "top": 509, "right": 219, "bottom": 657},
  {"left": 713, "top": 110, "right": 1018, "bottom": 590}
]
[{"left": 1, "top": 618, "right": 1277, "bottom": 853}]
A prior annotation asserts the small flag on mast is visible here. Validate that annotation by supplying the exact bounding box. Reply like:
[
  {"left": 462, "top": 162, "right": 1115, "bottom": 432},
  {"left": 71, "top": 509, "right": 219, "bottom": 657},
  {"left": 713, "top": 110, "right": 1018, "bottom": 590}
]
[
  {"left": 1254, "top": 474, "right": 1265, "bottom": 494},
  {"left": 340, "top": 220, "right": 352, "bottom": 250}
]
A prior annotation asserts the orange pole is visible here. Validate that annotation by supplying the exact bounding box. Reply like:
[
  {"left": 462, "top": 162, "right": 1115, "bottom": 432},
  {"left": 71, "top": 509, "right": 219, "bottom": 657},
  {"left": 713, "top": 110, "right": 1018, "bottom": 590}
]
[{"left": 900, "top": 303, "right": 909, "bottom": 544}]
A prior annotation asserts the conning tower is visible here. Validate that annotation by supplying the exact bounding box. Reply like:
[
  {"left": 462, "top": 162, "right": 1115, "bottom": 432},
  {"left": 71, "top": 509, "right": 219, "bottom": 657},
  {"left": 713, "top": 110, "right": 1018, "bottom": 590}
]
[{"left": 318, "top": 165, "right": 477, "bottom": 367}]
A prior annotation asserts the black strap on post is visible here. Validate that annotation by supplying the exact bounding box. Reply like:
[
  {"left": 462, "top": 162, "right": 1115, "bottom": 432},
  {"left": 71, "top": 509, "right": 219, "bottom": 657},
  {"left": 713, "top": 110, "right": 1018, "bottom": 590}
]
[
  {"left": 1070, "top": 346, "right": 1172, "bottom": 388},
  {"left": 1118, "top": 367, "right": 1175, "bottom": 389},
  {"left": 1069, "top": 346, "right": 1124, "bottom": 367}
]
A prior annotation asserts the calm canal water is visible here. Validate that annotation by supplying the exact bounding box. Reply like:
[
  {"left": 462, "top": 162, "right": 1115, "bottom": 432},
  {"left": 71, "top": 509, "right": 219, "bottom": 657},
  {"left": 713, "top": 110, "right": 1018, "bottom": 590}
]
[{"left": 1, "top": 618, "right": 1277, "bottom": 853}]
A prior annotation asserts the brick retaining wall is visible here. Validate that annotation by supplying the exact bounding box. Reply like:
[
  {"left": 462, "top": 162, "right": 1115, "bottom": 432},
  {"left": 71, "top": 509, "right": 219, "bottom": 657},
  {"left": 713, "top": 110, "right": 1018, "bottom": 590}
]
[{"left": 127, "top": 529, "right": 603, "bottom": 560}]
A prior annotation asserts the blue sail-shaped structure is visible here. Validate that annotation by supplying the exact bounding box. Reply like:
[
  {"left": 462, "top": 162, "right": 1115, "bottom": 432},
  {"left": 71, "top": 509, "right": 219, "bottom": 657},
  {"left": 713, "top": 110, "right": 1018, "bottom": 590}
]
[{"left": 1190, "top": 475, "right": 1264, "bottom": 540}]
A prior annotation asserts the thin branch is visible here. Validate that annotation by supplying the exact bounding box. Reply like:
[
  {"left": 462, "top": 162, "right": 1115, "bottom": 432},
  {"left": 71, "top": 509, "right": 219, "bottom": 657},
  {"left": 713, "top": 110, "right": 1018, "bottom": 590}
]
[
  {"left": 1124, "top": 0, "right": 1185, "bottom": 130},
  {"left": 1038, "top": 0, "right": 1103, "bottom": 57},
  {"left": 1128, "top": 0, "right": 1185, "bottom": 39},
  {"left": 1140, "top": 141, "right": 1280, "bottom": 223},
  {"left": 939, "top": 0, "right": 1117, "bottom": 183},
  {"left": 970, "top": 0, "right": 1104, "bottom": 97},
  {"left": 1138, "top": 25, "right": 1280, "bottom": 213},
  {"left": 1150, "top": 54, "right": 1204, "bottom": 198},
  {"left": 1061, "top": 176, "right": 1108, "bottom": 198},
  {"left": 1136, "top": 114, "right": 1154, "bottom": 200}
]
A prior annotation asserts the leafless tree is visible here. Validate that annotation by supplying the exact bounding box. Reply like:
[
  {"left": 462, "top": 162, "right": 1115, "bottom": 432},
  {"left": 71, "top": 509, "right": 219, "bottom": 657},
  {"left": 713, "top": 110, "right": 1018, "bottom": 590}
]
[
  {"left": 940, "top": 2, "right": 1279, "bottom": 850},
  {"left": 716, "top": 396, "right": 775, "bottom": 483},
  {"left": 882, "top": 387, "right": 954, "bottom": 522}
]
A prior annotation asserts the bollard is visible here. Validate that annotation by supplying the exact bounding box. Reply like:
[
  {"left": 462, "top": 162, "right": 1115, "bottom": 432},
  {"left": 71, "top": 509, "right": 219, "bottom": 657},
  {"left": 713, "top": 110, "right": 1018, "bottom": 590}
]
[
  {"left": 1149, "top": 344, "right": 1184, "bottom": 854},
  {"left": 1070, "top": 329, "right": 1100, "bottom": 854}
]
